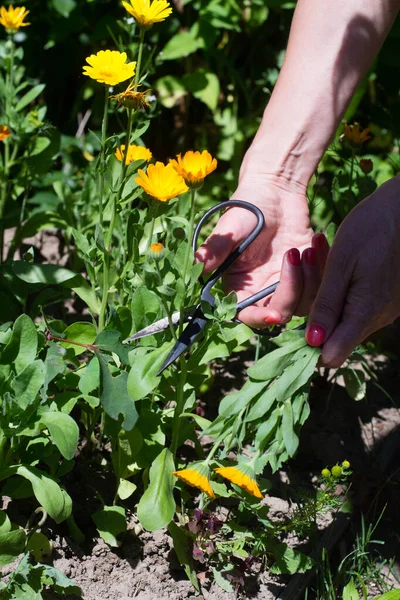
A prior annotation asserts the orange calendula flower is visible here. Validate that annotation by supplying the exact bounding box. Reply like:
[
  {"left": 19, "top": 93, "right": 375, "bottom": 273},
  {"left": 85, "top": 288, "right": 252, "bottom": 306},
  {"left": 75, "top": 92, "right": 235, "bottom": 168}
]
[
  {"left": 115, "top": 144, "right": 152, "bottom": 165},
  {"left": 170, "top": 150, "right": 217, "bottom": 189},
  {"left": 343, "top": 123, "right": 371, "bottom": 145},
  {"left": 0, "top": 5, "right": 30, "bottom": 31},
  {"left": 111, "top": 82, "right": 151, "bottom": 110},
  {"left": 148, "top": 241, "right": 165, "bottom": 260},
  {"left": 173, "top": 463, "right": 215, "bottom": 499},
  {"left": 122, "top": 0, "right": 172, "bottom": 30},
  {"left": 83, "top": 50, "right": 136, "bottom": 87},
  {"left": 0, "top": 125, "right": 11, "bottom": 141},
  {"left": 215, "top": 465, "right": 263, "bottom": 499},
  {"left": 135, "top": 161, "right": 188, "bottom": 202}
]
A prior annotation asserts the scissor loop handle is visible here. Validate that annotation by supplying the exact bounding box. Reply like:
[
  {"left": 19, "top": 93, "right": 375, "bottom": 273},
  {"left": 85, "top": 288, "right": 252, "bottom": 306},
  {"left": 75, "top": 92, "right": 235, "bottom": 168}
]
[{"left": 193, "top": 200, "right": 265, "bottom": 305}]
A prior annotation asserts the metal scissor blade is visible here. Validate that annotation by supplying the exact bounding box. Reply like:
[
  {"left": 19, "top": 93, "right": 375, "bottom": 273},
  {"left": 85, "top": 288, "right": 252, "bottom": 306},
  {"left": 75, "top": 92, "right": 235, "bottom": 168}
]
[
  {"left": 123, "top": 306, "right": 197, "bottom": 343},
  {"left": 156, "top": 307, "right": 209, "bottom": 375}
]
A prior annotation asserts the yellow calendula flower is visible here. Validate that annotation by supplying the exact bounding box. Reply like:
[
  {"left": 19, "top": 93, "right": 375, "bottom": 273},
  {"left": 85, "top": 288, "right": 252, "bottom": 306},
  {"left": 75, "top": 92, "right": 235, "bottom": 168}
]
[
  {"left": 343, "top": 123, "right": 371, "bottom": 145},
  {"left": 122, "top": 0, "right": 172, "bottom": 30},
  {"left": 0, "top": 125, "right": 11, "bottom": 141},
  {"left": 170, "top": 150, "right": 217, "bottom": 189},
  {"left": 115, "top": 144, "right": 152, "bottom": 165},
  {"left": 83, "top": 50, "right": 136, "bottom": 87},
  {"left": 135, "top": 161, "right": 188, "bottom": 202},
  {"left": 0, "top": 5, "right": 30, "bottom": 31},
  {"left": 215, "top": 465, "right": 263, "bottom": 499},
  {"left": 111, "top": 82, "right": 151, "bottom": 111},
  {"left": 173, "top": 463, "right": 215, "bottom": 499}
]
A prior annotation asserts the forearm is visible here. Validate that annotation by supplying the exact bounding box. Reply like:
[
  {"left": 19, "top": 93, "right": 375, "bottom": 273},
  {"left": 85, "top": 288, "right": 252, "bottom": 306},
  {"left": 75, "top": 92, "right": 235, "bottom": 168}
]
[{"left": 242, "top": 0, "right": 400, "bottom": 190}]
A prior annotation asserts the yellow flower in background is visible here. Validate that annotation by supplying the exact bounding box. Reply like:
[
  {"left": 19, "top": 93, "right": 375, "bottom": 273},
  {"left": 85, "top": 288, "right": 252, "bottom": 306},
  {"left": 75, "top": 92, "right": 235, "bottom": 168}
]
[
  {"left": 122, "top": 0, "right": 172, "bottom": 30},
  {"left": 115, "top": 144, "right": 152, "bottom": 165},
  {"left": 83, "top": 50, "right": 136, "bottom": 86},
  {"left": 173, "top": 463, "right": 215, "bottom": 499},
  {"left": 111, "top": 82, "right": 150, "bottom": 110},
  {"left": 343, "top": 123, "right": 371, "bottom": 145},
  {"left": 135, "top": 161, "right": 188, "bottom": 202},
  {"left": 0, "top": 125, "right": 11, "bottom": 141},
  {"left": 170, "top": 150, "right": 217, "bottom": 188},
  {"left": 215, "top": 465, "right": 263, "bottom": 499},
  {"left": 0, "top": 5, "right": 30, "bottom": 31}
]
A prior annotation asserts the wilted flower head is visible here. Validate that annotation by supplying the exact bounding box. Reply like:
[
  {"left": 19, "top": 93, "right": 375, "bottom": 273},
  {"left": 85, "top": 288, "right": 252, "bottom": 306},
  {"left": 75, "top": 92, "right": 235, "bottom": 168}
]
[
  {"left": 115, "top": 144, "right": 152, "bottom": 165},
  {"left": 83, "top": 50, "right": 136, "bottom": 86},
  {"left": 359, "top": 158, "right": 373, "bottom": 174},
  {"left": 172, "top": 462, "right": 215, "bottom": 498},
  {"left": 343, "top": 123, "right": 371, "bottom": 145},
  {"left": 122, "top": 0, "right": 172, "bottom": 30},
  {"left": 0, "top": 5, "right": 30, "bottom": 31},
  {"left": 111, "top": 82, "right": 151, "bottom": 110},
  {"left": 214, "top": 464, "right": 263, "bottom": 499},
  {"left": 0, "top": 125, "right": 11, "bottom": 142},
  {"left": 170, "top": 150, "right": 217, "bottom": 189},
  {"left": 135, "top": 161, "right": 188, "bottom": 202}
]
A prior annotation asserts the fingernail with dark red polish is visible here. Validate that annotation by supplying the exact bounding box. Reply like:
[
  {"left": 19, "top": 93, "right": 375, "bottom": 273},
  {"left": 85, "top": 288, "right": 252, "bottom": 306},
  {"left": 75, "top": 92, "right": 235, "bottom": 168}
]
[
  {"left": 264, "top": 316, "right": 281, "bottom": 325},
  {"left": 306, "top": 324, "right": 326, "bottom": 346},
  {"left": 288, "top": 248, "right": 301, "bottom": 266},
  {"left": 314, "top": 233, "right": 326, "bottom": 249},
  {"left": 304, "top": 247, "right": 317, "bottom": 266}
]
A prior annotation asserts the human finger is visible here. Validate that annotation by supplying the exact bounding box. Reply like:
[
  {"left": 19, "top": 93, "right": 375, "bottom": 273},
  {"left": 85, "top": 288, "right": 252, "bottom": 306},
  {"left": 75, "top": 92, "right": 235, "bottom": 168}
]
[
  {"left": 265, "top": 248, "right": 303, "bottom": 323},
  {"left": 295, "top": 247, "right": 320, "bottom": 316}
]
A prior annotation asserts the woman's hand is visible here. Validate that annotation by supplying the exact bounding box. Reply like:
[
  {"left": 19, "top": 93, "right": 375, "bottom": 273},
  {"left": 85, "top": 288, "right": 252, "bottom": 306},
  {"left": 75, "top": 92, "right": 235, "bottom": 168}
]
[
  {"left": 195, "top": 173, "right": 329, "bottom": 328},
  {"left": 306, "top": 176, "right": 400, "bottom": 367}
]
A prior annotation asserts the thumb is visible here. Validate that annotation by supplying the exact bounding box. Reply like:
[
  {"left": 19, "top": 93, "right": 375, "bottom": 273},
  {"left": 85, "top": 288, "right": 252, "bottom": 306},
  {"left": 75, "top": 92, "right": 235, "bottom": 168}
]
[
  {"left": 194, "top": 206, "right": 257, "bottom": 274},
  {"left": 305, "top": 248, "right": 352, "bottom": 349}
]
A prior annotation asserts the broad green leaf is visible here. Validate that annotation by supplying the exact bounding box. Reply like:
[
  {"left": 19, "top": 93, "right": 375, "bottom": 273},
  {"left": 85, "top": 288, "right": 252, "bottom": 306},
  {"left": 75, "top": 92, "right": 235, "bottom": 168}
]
[
  {"left": 275, "top": 345, "right": 320, "bottom": 400},
  {"left": 44, "top": 343, "right": 66, "bottom": 387},
  {"left": 98, "top": 354, "right": 138, "bottom": 431},
  {"left": 137, "top": 448, "right": 175, "bottom": 531},
  {"left": 269, "top": 541, "right": 314, "bottom": 574},
  {"left": 52, "top": 0, "right": 77, "bottom": 17},
  {"left": 78, "top": 357, "right": 99, "bottom": 395},
  {"left": 373, "top": 591, "right": 400, "bottom": 600},
  {"left": 65, "top": 275, "right": 101, "bottom": 314},
  {"left": 0, "top": 529, "right": 26, "bottom": 566},
  {"left": 15, "top": 84, "right": 45, "bottom": 112},
  {"left": 59, "top": 322, "right": 97, "bottom": 356},
  {"left": 27, "top": 532, "right": 52, "bottom": 562},
  {"left": 160, "top": 31, "right": 201, "bottom": 61},
  {"left": 40, "top": 412, "right": 79, "bottom": 460},
  {"left": 127, "top": 342, "right": 173, "bottom": 402},
  {"left": 246, "top": 384, "right": 277, "bottom": 422},
  {"left": 13, "top": 262, "right": 77, "bottom": 285},
  {"left": 343, "top": 579, "right": 359, "bottom": 600},
  {"left": 15, "top": 466, "right": 71, "bottom": 523},
  {"left": 281, "top": 399, "right": 299, "bottom": 457},
  {"left": 131, "top": 287, "right": 162, "bottom": 332},
  {"left": 117, "top": 479, "right": 137, "bottom": 500},
  {"left": 41, "top": 564, "right": 82, "bottom": 596},
  {"left": 219, "top": 379, "right": 265, "bottom": 417},
  {"left": 255, "top": 409, "right": 280, "bottom": 450},
  {"left": 92, "top": 505, "right": 126, "bottom": 547},
  {"left": 342, "top": 368, "right": 366, "bottom": 401},
  {"left": 11, "top": 360, "right": 46, "bottom": 409},
  {"left": 0, "top": 511, "right": 11, "bottom": 534},
  {"left": 95, "top": 330, "right": 131, "bottom": 364},
  {"left": 183, "top": 69, "right": 220, "bottom": 111},
  {"left": 0, "top": 314, "right": 37, "bottom": 375},
  {"left": 248, "top": 335, "right": 308, "bottom": 380}
]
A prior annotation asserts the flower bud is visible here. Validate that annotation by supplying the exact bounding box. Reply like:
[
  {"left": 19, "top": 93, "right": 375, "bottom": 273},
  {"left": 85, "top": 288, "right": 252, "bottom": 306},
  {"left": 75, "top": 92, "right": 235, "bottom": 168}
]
[
  {"left": 321, "top": 468, "right": 331, "bottom": 478},
  {"left": 148, "top": 242, "right": 165, "bottom": 261},
  {"left": 331, "top": 465, "right": 342, "bottom": 478},
  {"left": 342, "top": 459, "right": 350, "bottom": 469}
]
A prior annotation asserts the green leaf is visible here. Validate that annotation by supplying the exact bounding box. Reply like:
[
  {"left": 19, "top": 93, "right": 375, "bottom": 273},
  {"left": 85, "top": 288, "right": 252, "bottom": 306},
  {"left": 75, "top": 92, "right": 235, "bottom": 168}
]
[
  {"left": 92, "top": 505, "right": 126, "bottom": 547},
  {"left": 275, "top": 345, "right": 320, "bottom": 400},
  {"left": 59, "top": 322, "right": 97, "bottom": 356},
  {"left": 117, "top": 479, "right": 137, "bottom": 500},
  {"left": 246, "top": 384, "right": 277, "bottom": 422},
  {"left": 248, "top": 335, "right": 308, "bottom": 380},
  {"left": 155, "top": 75, "right": 186, "bottom": 108},
  {"left": 78, "top": 357, "right": 99, "bottom": 395},
  {"left": 40, "top": 412, "right": 79, "bottom": 460},
  {"left": 160, "top": 31, "right": 201, "bottom": 61},
  {"left": 0, "top": 314, "right": 37, "bottom": 375},
  {"left": 95, "top": 330, "right": 131, "bottom": 364},
  {"left": 373, "top": 591, "right": 400, "bottom": 600},
  {"left": 127, "top": 342, "right": 173, "bottom": 402},
  {"left": 281, "top": 399, "right": 299, "bottom": 457},
  {"left": 40, "top": 563, "right": 82, "bottom": 596},
  {"left": 137, "top": 448, "right": 175, "bottom": 531},
  {"left": 0, "top": 528, "right": 26, "bottom": 566},
  {"left": 342, "top": 368, "right": 366, "bottom": 401},
  {"left": 15, "top": 84, "right": 45, "bottom": 112},
  {"left": 131, "top": 287, "right": 162, "bottom": 332},
  {"left": 52, "top": 0, "right": 77, "bottom": 17},
  {"left": 269, "top": 541, "right": 314, "bottom": 574},
  {"left": 11, "top": 360, "right": 46, "bottom": 409},
  {"left": 13, "top": 466, "right": 71, "bottom": 523},
  {"left": 183, "top": 69, "right": 220, "bottom": 111},
  {"left": 342, "top": 579, "right": 360, "bottom": 600},
  {"left": 13, "top": 262, "right": 77, "bottom": 285},
  {"left": 168, "top": 522, "right": 199, "bottom": 592},
  {"left": 97, "top": 354, "right": 138, "bottom": 431}
]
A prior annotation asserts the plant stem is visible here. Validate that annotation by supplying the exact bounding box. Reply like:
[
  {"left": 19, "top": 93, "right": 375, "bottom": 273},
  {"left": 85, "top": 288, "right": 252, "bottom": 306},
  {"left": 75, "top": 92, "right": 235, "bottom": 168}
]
[
  {"left": 135, "top": 29, "right": 145, "bottom": 87},
  {"left": 179, "top": 188, "right": 196, "bottom": 334},
  {"left": 204, "top": 439, "right": 222, "bottom": 465},
  {"left": 170, "top": 357, "right": 187, "bottom": 456},
  {"left": 98, "top": 86, "right": 109, "bottom": 228},
  {"left": 155, "top": 261, "right": 177, "bottom": 341}
]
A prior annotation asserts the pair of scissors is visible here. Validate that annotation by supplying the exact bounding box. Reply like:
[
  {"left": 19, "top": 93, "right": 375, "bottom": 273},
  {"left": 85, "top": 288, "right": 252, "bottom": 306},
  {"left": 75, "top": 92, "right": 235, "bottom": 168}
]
[{"left": 124, "top": 199, "right": 294, "bottom": 375}]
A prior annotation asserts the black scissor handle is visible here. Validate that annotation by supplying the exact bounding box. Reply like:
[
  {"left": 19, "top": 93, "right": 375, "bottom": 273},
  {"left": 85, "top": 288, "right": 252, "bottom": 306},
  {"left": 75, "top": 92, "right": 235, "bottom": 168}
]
[{"left": 192, "top": 199, "right": 265, "bottom": 305}]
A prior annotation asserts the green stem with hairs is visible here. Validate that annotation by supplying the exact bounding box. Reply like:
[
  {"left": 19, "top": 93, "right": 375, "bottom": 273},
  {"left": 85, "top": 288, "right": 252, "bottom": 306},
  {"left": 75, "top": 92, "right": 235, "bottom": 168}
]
[
  {"left": 135, "top": 29, "right": 145, "bottom": 87},
  {"left": 98, "top": 86, "right": 109, "bottom": 228},
  {"left": 178, "top": 188, "right": 196, "bottom": 334},
  {"left": 0, "top": 35, "right": 14, "bottom": 262}
]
